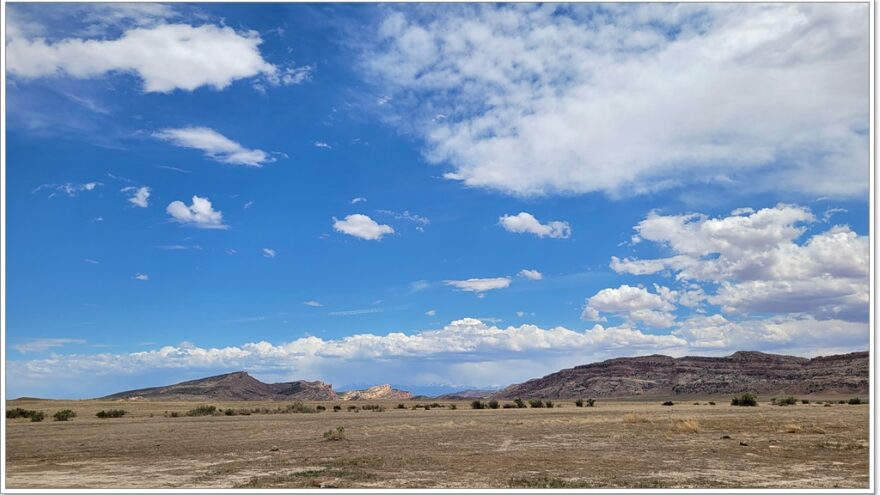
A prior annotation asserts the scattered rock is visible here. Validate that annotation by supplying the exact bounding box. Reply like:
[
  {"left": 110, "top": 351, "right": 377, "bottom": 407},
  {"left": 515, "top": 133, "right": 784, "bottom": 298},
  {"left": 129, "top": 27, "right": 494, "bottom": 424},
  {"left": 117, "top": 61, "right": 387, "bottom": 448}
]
[
  {"left": 721, "top": 435, "right": 731, "bottom": 439},
  {"left": 269, "top": 447, "right": 279, "bottom": 452},
  {"left": 739, "top": 441, "right": 749, "bottom": 446}
]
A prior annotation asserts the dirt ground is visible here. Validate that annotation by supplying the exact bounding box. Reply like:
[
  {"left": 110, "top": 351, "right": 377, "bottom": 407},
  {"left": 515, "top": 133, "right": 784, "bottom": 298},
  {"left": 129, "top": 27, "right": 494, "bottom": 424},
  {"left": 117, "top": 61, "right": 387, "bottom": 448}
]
[{"left": 4, "top": 397, "right": 870, "bottom": 489}]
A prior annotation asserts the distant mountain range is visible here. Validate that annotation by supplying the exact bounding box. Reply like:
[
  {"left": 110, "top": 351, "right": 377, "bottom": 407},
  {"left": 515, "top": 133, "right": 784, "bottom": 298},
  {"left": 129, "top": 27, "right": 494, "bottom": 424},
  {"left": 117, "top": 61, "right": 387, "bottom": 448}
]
[
  {"left": 101, "top": 372, "right": 410, "bottom": 401},
  {"left": 100, "top": 350, "right": 868, "bottom": 401},
  {"left": 493, "top": 351, "right": 869, "bottom": 399}
]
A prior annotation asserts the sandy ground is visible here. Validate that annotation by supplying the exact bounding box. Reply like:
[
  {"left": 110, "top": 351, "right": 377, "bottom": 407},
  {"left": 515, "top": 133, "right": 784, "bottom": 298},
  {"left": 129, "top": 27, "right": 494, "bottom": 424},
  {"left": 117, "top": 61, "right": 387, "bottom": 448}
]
[{"left": 4, "top": 397, "right": 870, "bottom": 489}]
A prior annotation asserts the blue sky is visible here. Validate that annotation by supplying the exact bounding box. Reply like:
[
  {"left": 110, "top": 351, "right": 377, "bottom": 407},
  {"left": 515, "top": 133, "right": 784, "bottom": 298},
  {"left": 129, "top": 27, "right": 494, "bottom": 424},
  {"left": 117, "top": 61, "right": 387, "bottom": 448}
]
[{"left": 4, "top": 3, "right": 870, "bottom": 398}]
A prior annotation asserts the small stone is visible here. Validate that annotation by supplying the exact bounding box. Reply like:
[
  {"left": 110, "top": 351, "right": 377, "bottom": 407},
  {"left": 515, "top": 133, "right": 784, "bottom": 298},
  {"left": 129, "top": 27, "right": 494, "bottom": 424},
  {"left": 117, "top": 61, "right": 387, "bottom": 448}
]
[
  {"left": 721, "top": 435, "right": 731, "bottom": 439},
  {"left": 739, "top": 441, "right": 749, "bottom": 446},
  {"left": 269, "top": 446, "right": 279, "bottom": 452}
]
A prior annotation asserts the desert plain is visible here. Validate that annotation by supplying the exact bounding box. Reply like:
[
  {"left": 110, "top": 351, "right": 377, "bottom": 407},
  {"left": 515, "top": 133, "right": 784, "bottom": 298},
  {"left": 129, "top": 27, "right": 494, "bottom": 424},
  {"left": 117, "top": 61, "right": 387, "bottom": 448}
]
[{"left": 4, "top": 397, "right": 870, "bottom": 489}]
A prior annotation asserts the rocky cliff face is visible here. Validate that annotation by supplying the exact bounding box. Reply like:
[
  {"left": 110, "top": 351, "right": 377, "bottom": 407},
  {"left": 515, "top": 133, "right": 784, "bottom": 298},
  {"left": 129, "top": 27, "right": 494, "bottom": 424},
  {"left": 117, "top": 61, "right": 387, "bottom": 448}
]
[
  {"left": 102, "top": 372, "right": 340, "bottom": 401},
  {"left": 493, "top": 351, "right": 868, "bottom": 399},
  {"left": 339, "top": 384, "right": 412, "bottom": 401}
]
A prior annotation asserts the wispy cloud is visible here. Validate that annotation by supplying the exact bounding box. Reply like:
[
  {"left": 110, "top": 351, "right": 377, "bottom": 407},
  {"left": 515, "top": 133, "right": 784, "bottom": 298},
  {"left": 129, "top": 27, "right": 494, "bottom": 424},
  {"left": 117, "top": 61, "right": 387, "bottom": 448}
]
[
  {"left": 154, "top": 127, "right": 274, "bottom": 167},
  {"left": 262, "top": 248, "right": 276, "bottom": 258},
  {"left": 445, "top": 277, "right": 512, "bottom": 296},
  {"left": 122, "top": 186, "right": 150, "bottom": 208},
  {"left": 304, "top": 300, "right": 323, "bottom": 307},
  {"left": 12, "top": 338, "right": 86, "bottom": 353},
  {"left": 327, "top": 308, "right": 383, "bottom": 316},
  {"left": 133, "top": 273, "right": 150, "bottom": 281}
]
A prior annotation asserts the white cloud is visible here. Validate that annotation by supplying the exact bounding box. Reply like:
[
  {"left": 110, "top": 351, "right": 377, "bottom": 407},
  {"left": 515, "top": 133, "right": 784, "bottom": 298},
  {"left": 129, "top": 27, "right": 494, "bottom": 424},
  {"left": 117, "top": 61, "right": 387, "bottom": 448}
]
[
  {"left": 34, "top": 182, "right": 102, "bottom": 197},
  {"left": 517, "top": 269, "right": 543, "bottom": 281},
  {"left": 122, "top": 186, "right": 150, "bottom": 208},
  {"left": 446, "top": 277, "right": 511, "bottom": 295},
  {"left": 154, "top": 127, "right": 273, "bottom": 167},
  {"left": 351, "top": 197, "right": 367, "bottom": 204},
  {"left": 7, "top": 23, "right": 281, "bottom": 93},
  {"left": 377, "top": 209, "right": 430, "bottom": 226},
  {"left": 314, "top": 141, "right": 332, "bottom": 149},
  {"left": 262, "top": 248, "right": 276, "bottom": 258},
  {"left": 425, "top": 309, "right": 437, "bottom": 316},
  {"left": 166, "top": 195, "right": 227, "bottom": 230},
  {"left": 134, "top": 273, "right": 149, "bottom": 281},
  {"left": 83, "top": 258, "right": 99, "bottom": 265},
  {"left": 611, "top": 205, "right": 868, "bottom": 322},
  {"left": 366, "top": 4, "right": 868, "bottom": 198},
  {"left": 12, "top": 338, "right": 86, "bottom": 353},
  {"left": 499, "top": 212, "right": 571, "bottom": 239},
  {"left": 582, "top": 284, "right": 677, "bottom": 328},
  {"left": 333, "top": 214, "right": 395, "bottom": 240},
  {"left": 304, "top": 301, "right": 323, "bottom": 307}
]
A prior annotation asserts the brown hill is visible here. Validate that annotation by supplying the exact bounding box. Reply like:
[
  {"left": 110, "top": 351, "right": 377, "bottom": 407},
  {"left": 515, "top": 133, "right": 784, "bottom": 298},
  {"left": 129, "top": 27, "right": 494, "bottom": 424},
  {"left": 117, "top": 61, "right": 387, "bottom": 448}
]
[
  {"left": 493, "top": 351, "right": 869, "bottom": 399},
  {"left": 101, "top": 372, "right": 338, "bottom": 401}
]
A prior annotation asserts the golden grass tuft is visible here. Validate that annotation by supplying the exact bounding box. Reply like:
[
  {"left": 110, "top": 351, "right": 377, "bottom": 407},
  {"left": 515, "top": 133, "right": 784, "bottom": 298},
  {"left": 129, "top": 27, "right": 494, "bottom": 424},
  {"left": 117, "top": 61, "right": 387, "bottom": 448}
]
[
  {"left": 669, "top": 418, "right": 700, "bottom": 433},
  {"left": 784, "top": 423, "right": 803, "bottom": 434},
  {"left": 622, "top": 413, "right": 650, "bottom": 424}
]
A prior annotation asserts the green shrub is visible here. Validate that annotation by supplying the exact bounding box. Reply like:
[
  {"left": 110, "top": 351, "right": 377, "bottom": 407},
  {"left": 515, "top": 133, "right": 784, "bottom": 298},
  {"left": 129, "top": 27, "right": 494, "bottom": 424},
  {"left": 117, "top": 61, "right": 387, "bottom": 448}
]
[
  {"left": 774, "top": 396, "right": 797, "bottom": 406},
  {"left": 316, "top": 405, "right": 326, "bottom": 411},
  {"left": 6, "top": 408, "right": 41, "bottom": 420},
  {"left": 30, "top": 411, "right": 46, "bottom": 422},
  {"left": 96, "top": 409, "right": 126, "bottom": 419},
  {"left": 824, "top": 403, "right": 832, "bottom": 407},
  {"left": 708, "top": 401, "right": 716, "bottom": 405},
  {"left": 545, "top": 400, "right": 554, "bottom": 408},
  {"left": 186, "top": 405, "right": 218, "bottom": 416},
  {"left": 848, "top": 398, "right": 861, "bottom": 405},
  {"left": 838, "top": 400, "right": 846, "bottom": 404},
  {"left": 347, "top": 405, "right": 358, "bottom": 412},
  {"left": 731, "top": 393, "right": 758, "bottom": 406},
  {"left": 224, "top": 409, "right": 236, "bottom": 416},
  {"left": 323, "top": 426, "right": 346, "bottom": 441},
  {"left": 488, "top": 400, "right": 500, "bottom": 409},
  {"left": 801, "top": 399, "right": 810, "bottom": 404},
  {"left": 53, "top": 409, "right": 76, "bottom": 421},
  {"left": 169, "top": 411, "right": 180, "bottom": 417},
  {"left": 471, "top": 400, "right": 487, "bottom": 410},
  {"left": 502, "top": 403, "right": 517, "bottom": 409},
  {"left": 397, "top": 403, "right": 406, "bottom": 409},
  {"left": 284, "top": 402, "right": 316, "bottom": 414},
  {"left": 333, "top": 405, "right": 342, "bottom": 412},
  {"left": 528, "top": 399, "right": 545, "bottom": 408},
  {"left": 662, "top": 401, "right": 674, "bottom": 406},
  {"left": 514, "top": 398, "right": 527, "bottom": 408},
  {"left": 575, "top": 399, "right": 584, "bottom": 407},
  {"left": 585, "top": 398, "right": 596, "bottom": 407},
  {"left": 449, "top": 404, "right": 457, "bottom": 410}
]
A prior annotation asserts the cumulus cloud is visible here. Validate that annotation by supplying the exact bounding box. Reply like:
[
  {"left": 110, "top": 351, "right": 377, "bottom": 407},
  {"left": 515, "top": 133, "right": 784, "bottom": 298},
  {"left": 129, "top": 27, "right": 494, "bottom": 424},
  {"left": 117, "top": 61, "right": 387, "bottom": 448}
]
[
  {"left": 446, "top": 277, "right": 511, "bottom": 295},
  {"left": 499, "top": 212, "right": 571, "bottom": 239},
  {"left": 366, "top": 4, "right": 868, "bottom": 197},
  {"left": 517, "top": 269, "right": 543, "bottom": 281},
  {"left": 262, "top": 248, "right": 276, "bottom": 258},
  {"left": 8, "top": 315, "right": 865, "bottom": 397},
  {"left": 166, "top": 195, "right": 227, "bottom": 230},
  {"left": 611, "top": 205, "right": 868, "bottom": 322},
  {"left": 154, "top": 127, "right": 273, "bottom": 167},
  {"left": 333, "top": 214, "right": 395, "bottom": 240},
  {"left": 122, "top": 186, "right": 150, "bottom": 208},
  {"left": 7, "top": 23, "right": 280, "bottom": 93},
  {"left": 134, "top": 273, "right": 149, "bottom": 281},
  {"left": 582, "top": 284, "right": 677, "bottom": 328}
]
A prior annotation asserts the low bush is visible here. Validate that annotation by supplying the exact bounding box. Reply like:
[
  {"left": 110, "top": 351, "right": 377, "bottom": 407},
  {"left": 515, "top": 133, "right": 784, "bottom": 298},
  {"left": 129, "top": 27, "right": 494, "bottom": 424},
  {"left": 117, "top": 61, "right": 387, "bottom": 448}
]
[
  {"left": 29, "top": 411, "right": 46, "bottom": 422},
  {"left": 224, "top": 409, "right": 236, "bottom": 416},
  {"left": 838, "top": 400, "right": 846, "bottom": 404},
  {"left": 502, "top": 403, "right": 517, "bottom": 409},
  {"left": 585, "top": 398, "right": 596, "bottom": 407},
  {"left": 801, "top": 399, "right": 810, "bottom": 404},
  {"left": 347, "top": 405, "right": 358, "bottom": 412},
  {"left": 397, "top": 403, "right": 406, "bottom": 409},
  {"left": 731, "top": 393, "right": 758, "bottom": 406},
  {"left": 670, "top": 418, "right": 700, "bottom": 433},
  {"left": 96, "top": 409, "right": 126, "bottom": 419},
  {"left": 824, "top": 403, "right": 832, "bottom": 407},
  {"left": 333, "top": 405, "right": 342, "bottom": 412},
  {"left": 528, "top": 399, "right": 545, "bottom": 408},
  {"left": 284, "top": 402, "right": 316, "bottom": 414},
  {"left": 848, "top": 398, "right": 861, "bottom": 405},
  {"left": 708, "top": 401, "right": 716, "bottom": 405},
  {"left": 623, "top": 413, "right": 649, "bottom": 424},
  {"left": 488, "top": 400, "right": 500, "bottom": 409},
  {"left": 545, "top": 400, "right": 554, "bottom": 408},
  {"left": 316, "top": 405, "right": 326, "bottom": 411},
  {"left": 449, "top": 404, "right": 457, "bottom": 410},
  {"left": 323, "top": 426, "right": 346, "bottom": 441},
  {"left": 574, "top": 399, "right": 584, "bottom": 407},
  {"left": 169, "top": 411, "right": 180, "bottom": 418},
  {"left": 186, "top": 405, "right": 218, "bottom": 417},
  {"left": 471, "top": 400, "right": 487, "bottom": 410},
  {"left": 53, "top": 409, "right": 76, "bottom": 421},
  {"left": 6, "top": 408, "right": 41, "bottom": 420},
  {"left": 785, "top": 423, "right": 803, "bottom": 433},
  {"left": 662, "top": 401, "right": 674, "bottom": 406},
  {"left": 514, "top": 398, "right": 527, "bottom": 409}
]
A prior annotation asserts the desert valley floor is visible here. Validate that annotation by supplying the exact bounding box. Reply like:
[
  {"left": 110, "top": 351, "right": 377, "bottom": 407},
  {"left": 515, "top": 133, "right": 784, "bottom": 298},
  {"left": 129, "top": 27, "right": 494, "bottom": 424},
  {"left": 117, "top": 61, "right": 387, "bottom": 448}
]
[{"left": 5, "top": 397, "right": 869, "bottom": 489}]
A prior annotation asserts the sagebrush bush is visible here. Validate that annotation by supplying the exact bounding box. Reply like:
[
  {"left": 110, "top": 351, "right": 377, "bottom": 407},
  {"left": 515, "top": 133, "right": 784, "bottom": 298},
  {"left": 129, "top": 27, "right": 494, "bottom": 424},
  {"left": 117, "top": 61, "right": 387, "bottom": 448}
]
[
  {"left": 449, "top": 404, "right": 457, "bottom": 410},
  {"left": 186, "top": 405, "right": 218, "bottom": 416},
  {"left": 53, "top": 409, "right": 76, "bottom": 421},
  {"left": 514, "top": 398, "right": 527, "bottom": 409},
  {"left": 284, "top": 402, "right": 316, "bottom": 414},
  {"left": 488, "top": 400, "right": 500, "bottom": 409},
  {"left": 585, "top": 398, "right": 596, "bottom": 407},
  {"left": 545, "top": 400, "right": 554, "bottom": 408},
  {"left": 6, "top": 408, "right": 41, "bottom": 420},
  {"left": 848, "top": 398, "right": 861, "bottom": 405},
  {"left": 333, "top": 405, "right": 342, "bottom": 412},
  {"left": 96, "top": 409, "right": 126, "bottom": 419},
  {"left": 471, "top": 400, "right": 487, "bottom": 410},
  {"left": 502, "top": 403, "right": 517, "bottom": 409},
  {"left": 708, "top": 401, "right": 716, "bottom": 405},
  {"left": 397, "top": 403, "right": 406, "bottom": 409},
  {"left": 323, "top": 426, "right": 346, "bottom": 441},
  {"left": 316, "top": 405, "right": 326, "bottom": 411},
  {"left": 662, "top": 401, "right": 674, "bottom": 406},
  {"left": 30, "top": 411, "right": 46, "bottom": 422},
  {"left": 801, "top": 399, "right": 810, "bottom": 404},
  {"left": 574, "top": 399, "right": 584, "bottom": 407},
  {"left": 528, "top": 399, "right": 544, "bottom": 408},
  {"left": 731, "top": 393, "right": 758, "bottom": 406}
]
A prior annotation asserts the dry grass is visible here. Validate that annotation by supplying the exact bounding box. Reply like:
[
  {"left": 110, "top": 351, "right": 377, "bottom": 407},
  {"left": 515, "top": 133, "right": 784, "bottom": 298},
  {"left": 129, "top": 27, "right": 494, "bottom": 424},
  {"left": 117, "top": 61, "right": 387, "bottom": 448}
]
[
  {"left": 669, "top": 418, "right": 701, "bottom": 433},
  {"left": 622, "top": 413, "right": 650, "bottom": 424},
  {"left": 785, "top": 423, "right": 804, "bottom": 434},
  {"left": 5, "top": 398, "right": 869, "bottom": 489}
]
